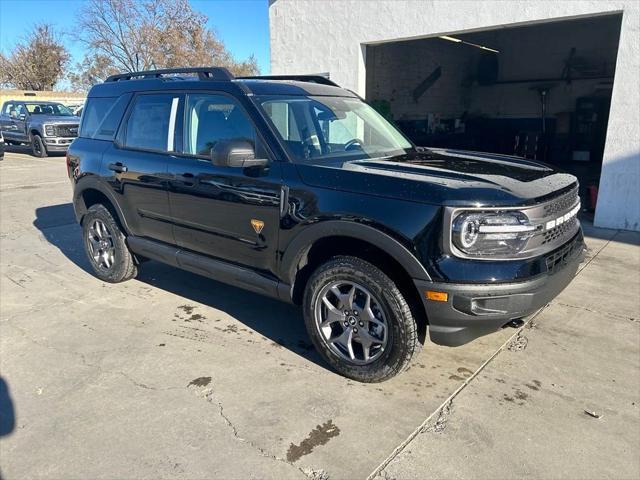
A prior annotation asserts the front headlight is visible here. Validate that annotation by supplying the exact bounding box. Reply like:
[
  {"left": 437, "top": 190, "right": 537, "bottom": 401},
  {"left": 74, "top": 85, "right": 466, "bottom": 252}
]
[
  {"left": 44, "top": 125, "right": 55, "bottom": 136},
  {"left": 451, "top": 211, "right": 537, "bottom": 256}
]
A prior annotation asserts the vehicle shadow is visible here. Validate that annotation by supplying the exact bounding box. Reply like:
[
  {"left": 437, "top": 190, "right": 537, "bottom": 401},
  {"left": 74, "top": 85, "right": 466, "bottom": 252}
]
[
  {"left": 0, "top": 377, "right": 15, "bottom": 437},
  {"left": 33, "top": 203, "right": 93, "bottom": 274},
  {"left": 135, "top": 261, "right": 327, "bottom": 369},
  {"left": 0, "top": 376, "right": 15, "bottom": 479},
  {"left": 5, "top": 143, "right": 65, "bottom": 157},
  {"left": 33, "top": 203, "right": 328, "bottom": 371}
]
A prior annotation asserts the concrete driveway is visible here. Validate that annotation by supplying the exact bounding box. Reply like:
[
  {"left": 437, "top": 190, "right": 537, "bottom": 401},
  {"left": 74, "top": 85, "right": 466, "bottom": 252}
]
[{"left": 0, "top": 150, "right": 638, "bottom": 479}]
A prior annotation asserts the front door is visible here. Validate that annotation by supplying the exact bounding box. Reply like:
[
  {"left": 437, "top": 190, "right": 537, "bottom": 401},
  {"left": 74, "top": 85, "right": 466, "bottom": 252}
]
[
  {"left": 166, "top": 93, "right": 282, "bottom": 275},
  {"left": 0, "top": 103, "right": 28, "bottom": 143}
]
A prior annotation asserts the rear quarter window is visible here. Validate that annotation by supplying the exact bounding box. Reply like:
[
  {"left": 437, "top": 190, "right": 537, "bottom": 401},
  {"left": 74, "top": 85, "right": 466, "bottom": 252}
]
[
  {"left": 80, "top": 94, "right": 131, "bottom": 140},
  {"left": 123, "top": 94, "right": 177, "bottom": 152}
]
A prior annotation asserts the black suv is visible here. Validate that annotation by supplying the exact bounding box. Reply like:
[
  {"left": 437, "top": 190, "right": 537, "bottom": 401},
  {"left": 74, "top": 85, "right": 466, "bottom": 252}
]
[{"left": 67, "top": 67, "right": 585, "bottom": 382}]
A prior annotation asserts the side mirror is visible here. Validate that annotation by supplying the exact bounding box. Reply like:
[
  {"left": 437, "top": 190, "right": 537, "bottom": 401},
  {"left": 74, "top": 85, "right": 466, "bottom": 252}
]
[
  {"left": 210, "top": 140, "right": 268, "bottom": 168},
  {"left": 18, "top": 113, "right": 26, "bottom": 121}
]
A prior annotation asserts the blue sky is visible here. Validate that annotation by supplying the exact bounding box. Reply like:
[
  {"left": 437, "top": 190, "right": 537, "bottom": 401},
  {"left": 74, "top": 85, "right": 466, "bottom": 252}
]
[{"left": 0, "top": 0, "right": 271, "bottom": 73}]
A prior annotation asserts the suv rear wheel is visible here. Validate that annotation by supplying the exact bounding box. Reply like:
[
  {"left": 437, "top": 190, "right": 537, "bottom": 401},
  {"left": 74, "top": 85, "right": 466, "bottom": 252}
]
[
  {"left": 303, "top": 256, "right": 422, "bottom": 382},
  {"left": 31, "top": 134, "right": 47, "bottom": 158},
  {"left": 82, "top": 204, "right": 137, "bottom": 283}
]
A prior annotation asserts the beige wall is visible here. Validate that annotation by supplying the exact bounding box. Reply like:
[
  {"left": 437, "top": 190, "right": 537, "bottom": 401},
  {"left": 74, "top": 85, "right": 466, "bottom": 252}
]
[{"left": 0, "top": 89, "right": 86, "bottom": 107}]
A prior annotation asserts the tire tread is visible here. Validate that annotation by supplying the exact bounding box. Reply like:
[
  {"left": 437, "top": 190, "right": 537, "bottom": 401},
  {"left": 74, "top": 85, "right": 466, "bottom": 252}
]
[{"left": 303, "top": 255, "right": 422, "bottom": 382}]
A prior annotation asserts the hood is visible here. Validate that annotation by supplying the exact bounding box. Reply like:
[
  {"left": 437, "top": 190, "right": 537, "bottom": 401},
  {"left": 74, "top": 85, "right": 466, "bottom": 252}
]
[
  {"left": 295, "top": 148, "right": 578, "bottom": 207},
  {"left": 33, "top": 115, "right": 80, "bottom": 125}
]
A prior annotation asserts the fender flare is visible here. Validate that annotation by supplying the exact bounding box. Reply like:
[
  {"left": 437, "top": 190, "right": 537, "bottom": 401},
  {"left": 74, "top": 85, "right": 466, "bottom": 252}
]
[
  {"left": 279, "top": 220, "right": 431, "bottom": 286},
  {"left": 73, "top": 177, "right": 131, "bottom": 233}
]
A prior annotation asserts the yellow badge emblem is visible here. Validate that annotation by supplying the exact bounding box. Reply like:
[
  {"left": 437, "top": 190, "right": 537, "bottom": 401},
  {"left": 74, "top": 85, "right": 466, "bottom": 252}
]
[{"left": 251, "top": 219, "right": 265, "bottom": 234}]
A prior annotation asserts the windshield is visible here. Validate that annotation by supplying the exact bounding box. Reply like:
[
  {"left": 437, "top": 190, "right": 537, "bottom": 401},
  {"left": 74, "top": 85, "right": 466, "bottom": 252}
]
[
  {"left": 258, "top": 95, "right": 412, "bottom": 163},
  {"left": 25, "top": 103, "right": 74, "bottom": 116}
]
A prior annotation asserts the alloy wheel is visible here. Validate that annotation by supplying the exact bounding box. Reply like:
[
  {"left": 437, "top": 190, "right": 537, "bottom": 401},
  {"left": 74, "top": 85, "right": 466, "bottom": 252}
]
[
  {"left": 86, "top": 219, "right": 116, "bottom": 270},
  {"left": 314, "top": 281, "right": 388, "bottom": 365}
]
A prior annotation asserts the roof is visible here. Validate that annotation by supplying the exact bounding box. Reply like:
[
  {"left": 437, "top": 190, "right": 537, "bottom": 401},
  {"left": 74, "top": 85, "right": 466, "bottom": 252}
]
[{"left": 89, "top": 68, "right": 357, "bottom": 98}]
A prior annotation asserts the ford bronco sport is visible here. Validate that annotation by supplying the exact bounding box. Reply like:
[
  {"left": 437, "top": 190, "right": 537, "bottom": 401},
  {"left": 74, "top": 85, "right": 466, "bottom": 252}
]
[{"left": 67, "top": 67, "right": 585, "bottom": 382}]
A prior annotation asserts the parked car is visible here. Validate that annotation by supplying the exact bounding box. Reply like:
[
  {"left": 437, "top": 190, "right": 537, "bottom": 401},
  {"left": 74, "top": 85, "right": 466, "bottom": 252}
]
[
  {"left": 0, "top": 100, "right": 80, "bottom": 157},
  {"left": 67, "top": 68, "right": 585, "bottom": 382}
]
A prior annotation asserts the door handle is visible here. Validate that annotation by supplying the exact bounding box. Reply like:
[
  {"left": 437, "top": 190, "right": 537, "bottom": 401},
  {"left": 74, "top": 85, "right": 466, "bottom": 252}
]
[
  {"left": 179, "top": 172, "right": 195, "bottom": 186},
  {"left": 108, "top": 162, "right": 128, "bottom": 173}
]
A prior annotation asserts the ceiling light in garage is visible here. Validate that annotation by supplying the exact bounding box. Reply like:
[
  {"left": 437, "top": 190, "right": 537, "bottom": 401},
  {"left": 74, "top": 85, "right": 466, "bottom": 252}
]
[{"left": 439, "top": 35, "right": 500, "bottom": 53}]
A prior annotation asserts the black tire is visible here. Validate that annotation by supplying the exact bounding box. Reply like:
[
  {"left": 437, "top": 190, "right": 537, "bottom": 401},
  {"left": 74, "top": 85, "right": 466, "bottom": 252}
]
[
  {"left": 31, "top": 134, "right": 47, "bottom": 158},
  {"left": 82, "top": 204, "right": 137, "bottom": 283},
  {"left": 303, "top": 256, "right": 422, "bottom": 382}
]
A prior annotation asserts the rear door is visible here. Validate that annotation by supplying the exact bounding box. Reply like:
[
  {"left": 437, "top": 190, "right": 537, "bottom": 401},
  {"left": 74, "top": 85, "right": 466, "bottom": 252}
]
[
  {"left": 102, "top": 93, "right": 180, "bottom": 244},
  {"left": 165, "top": 92, "right": 282, "bottom": 274}
]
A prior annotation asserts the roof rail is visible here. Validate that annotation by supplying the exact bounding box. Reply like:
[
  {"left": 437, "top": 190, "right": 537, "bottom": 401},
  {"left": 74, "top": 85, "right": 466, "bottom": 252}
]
[
  {"left": 105, "top": 67, "right": 234, "bottom": 82},
  {"left": 236, "top": 74, "right": 339, "bottom": 87}
]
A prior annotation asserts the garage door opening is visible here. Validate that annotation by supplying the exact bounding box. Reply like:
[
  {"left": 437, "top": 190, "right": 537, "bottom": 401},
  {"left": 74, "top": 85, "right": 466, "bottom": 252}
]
[{"left": 365, "top": 14, "right": 623, "bottom": 212}]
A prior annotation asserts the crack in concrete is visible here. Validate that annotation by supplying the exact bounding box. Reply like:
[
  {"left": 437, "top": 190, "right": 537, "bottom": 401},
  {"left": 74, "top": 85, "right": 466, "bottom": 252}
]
[
  {"left": 4, "top": 274, "right": 26, "bottom": 288},
  {"left": 4, "top": 320, "right": 180, "bottom": 393},
  {"left": 375, "top": 469, "right": 397, "bottom": 480},
  {"left": 555, "top": 301, "right": 637, "bottom": 322},
  {"left": 369, "top": 234, "right": 620, "bottom": 479},
  {"left": 507, "top": 330, "right": 529, "bottom": 352},
  {"left": 575, "top": 231, "right": 618, "bottom": 277},
  {"left": 192, "top": 385, "right": 315, "bottom": 479},
  {"left": 420, "top": 400, "right": 453, "bottom": 434},
  {"left": 302, "top": 467, "right": 330, "bottom": 480}
]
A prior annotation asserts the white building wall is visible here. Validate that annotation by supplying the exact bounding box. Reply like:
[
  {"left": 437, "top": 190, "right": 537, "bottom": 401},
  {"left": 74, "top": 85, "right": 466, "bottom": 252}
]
[{"left": 269, "top": 0, "right": 640, "bottom": 231}]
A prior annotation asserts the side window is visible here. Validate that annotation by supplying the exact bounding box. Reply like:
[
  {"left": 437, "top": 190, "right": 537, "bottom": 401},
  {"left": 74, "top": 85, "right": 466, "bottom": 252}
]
[
  {"left": 2, "top": 103, "right": 13, "bottom": 115},
  {"left": 80, "top": 95, "right": 131, "bottom": 140},
  {"left": 183, "top": 94, "right": 257, "bottom": 157},
  {"left": 125, "top": 94, "right": 178, "bottom": 152}
]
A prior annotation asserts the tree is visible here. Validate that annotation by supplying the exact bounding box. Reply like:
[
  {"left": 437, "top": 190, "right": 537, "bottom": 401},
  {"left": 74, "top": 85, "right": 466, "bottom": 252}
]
[
  {"left": 0, "top": 24, "right": 70, "bottom": 90},
  {"left": 71, "top": 0, "right": 259, "bottom": 90}
]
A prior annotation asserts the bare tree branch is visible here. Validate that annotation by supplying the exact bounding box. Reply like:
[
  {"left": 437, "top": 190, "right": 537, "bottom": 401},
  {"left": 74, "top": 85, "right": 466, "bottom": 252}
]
[
  {"left": 70, "top": 0, "right": 260, "bottom": 91},
  {"left": 0, "top": 24, "right": 70, "bottom": 90}
]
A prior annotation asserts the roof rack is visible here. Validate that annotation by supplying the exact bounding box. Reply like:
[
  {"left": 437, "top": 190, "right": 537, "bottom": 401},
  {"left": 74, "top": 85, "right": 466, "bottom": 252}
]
[
  {"left": 105, "top": 67, "right": 234, "bottom": 82},
  {"left": 236, "top": 74, "right": 339, "bottom": 87}
]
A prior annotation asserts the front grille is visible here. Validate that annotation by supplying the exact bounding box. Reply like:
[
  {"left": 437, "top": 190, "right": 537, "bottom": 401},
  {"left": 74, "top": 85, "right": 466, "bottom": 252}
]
[
  {"left": 543, "top": 187, "right": 579, "bottom": 217},
  {"left": 542, "top": 216, "right": 578, "bottom": 245},
  {"left": 53, "top": 124, "right": 79, "bottom": 138},
  {"left": 545, "top": 234, "right": 582, "bottom": 274}
]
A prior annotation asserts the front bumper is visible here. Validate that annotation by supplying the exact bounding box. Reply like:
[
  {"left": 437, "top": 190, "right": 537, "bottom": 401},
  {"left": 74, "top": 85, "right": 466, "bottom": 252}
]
[
  {"left": 43, "top": 137, "right": 75, "bottom": 151},
  {"left": 415, "top": 232, "right": 586, "bottom": 346}
]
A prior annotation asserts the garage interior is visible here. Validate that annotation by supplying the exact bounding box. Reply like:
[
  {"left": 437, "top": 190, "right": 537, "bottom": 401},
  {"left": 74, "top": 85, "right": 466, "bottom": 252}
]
[{"left": 365, "top": 14, "right": 623, "bottom": 212}]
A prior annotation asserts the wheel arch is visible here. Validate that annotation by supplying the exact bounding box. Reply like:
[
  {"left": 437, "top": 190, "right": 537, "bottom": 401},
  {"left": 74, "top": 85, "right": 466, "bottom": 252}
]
[
  {"left": 74, "top": 180, "right": 130, "bottom": 234},
  {"left": 280, "top": 221, "right": 431, "bottom": 340}
]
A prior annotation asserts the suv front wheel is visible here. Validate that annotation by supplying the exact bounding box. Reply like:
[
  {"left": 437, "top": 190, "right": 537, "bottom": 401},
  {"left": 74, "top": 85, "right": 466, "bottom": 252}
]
[
  {"left": 82, "top": 204, "right": 137, "bottom": 283},
  {"left": 303, "top": 256, "right": 422, "bottom": 382}
]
